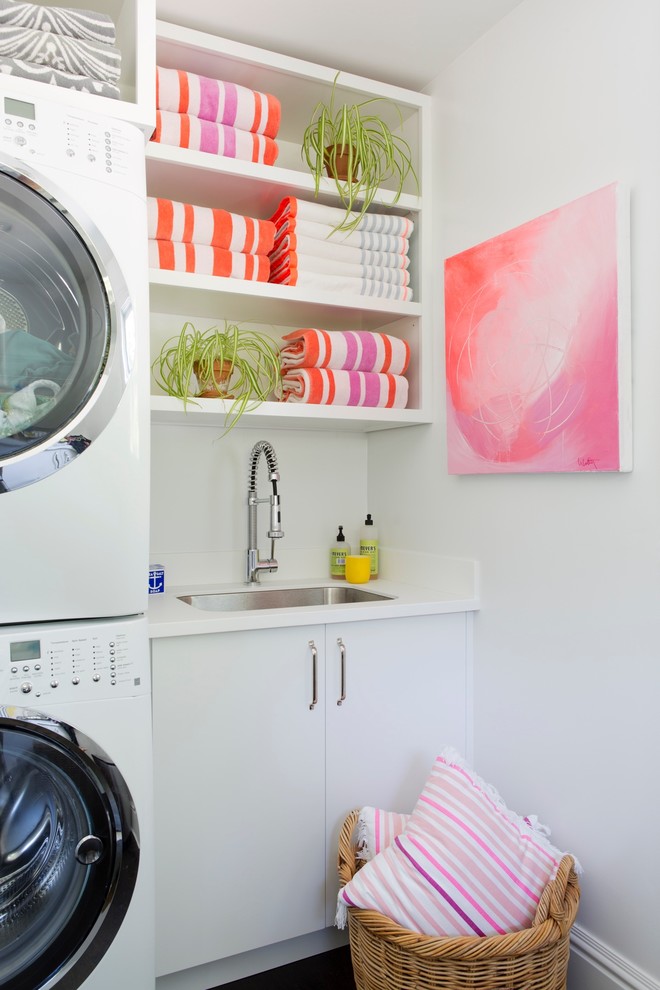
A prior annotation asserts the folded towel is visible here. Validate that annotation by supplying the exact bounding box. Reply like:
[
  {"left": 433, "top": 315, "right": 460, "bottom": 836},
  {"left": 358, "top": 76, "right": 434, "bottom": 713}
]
[
  {"left": 156, "top": 65, "right": 281, "bottom": 139},
  {"left": 355, "top": 806, "right": 411, "bottom": 862},
  {"left": 270, "top": 254, "right": 410, "bottom": 287},
  {"left": 0, "top": 0, "right": 116, "bottom": 44},
  {"left": 282, "top": 368, "right": 408, "bottom": 408},
  {"left": 0, "top": 54, "right": 119, "bottom": 95},
  {"left": 279, "top": 329, "right": 410, "bottom": 375},
  {"left": 268, "top": 231, "right": 410, "bottom": 270},
  {"left": 147, "top": 197, "right": 275, "bottom": 255},
  {"left": 272, "top": 217, "right": 411, "bottom": 257},
  {"left": 151, "top": 110, "right": 278, "bottom": 165},
  {"left": 269, "top": 268, "right": 412, "bottom": 302},
  {"left": 0, "top": 24, "right": 120, "bottom": 82},
  {"left": 270, "top": 196, "right": 414, "bottom": 238},
  {"left": 148, "top": 239, "right": 270, "bottom": 281}
]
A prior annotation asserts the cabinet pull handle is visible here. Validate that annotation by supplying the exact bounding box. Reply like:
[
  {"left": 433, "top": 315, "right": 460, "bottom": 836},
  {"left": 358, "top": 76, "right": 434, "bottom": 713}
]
[
  {"left": 309, "top": 640, "right": 318, "bottom": 710},
  {"left": 337, "top": 637, "right": 346, "bottom": 706}
]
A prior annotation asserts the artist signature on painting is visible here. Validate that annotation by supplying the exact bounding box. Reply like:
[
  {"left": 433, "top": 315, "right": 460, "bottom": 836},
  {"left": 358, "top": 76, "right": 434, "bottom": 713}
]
[{"left": 577, "top": 456, "right": 599, "bottom": 470}]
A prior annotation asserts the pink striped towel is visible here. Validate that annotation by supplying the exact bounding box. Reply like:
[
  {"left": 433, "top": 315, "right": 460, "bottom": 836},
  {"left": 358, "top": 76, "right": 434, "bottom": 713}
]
[
  {"left": 279, "top": 329, "right": 410, "bottom": 375},
  {"left": 151, "top": 109, "right": 279, "bottom": 164},
  {"left": 355, "top": 807, "right": 411, "bottom": 862},
  {"left": 148, "top": 240, "right": 270, "bottom": 281},
  {"left": 147, "top": 197, "right": 275, "bottom": 254},
  {"left": 156, "top": 65, "right": 281, "bottom": 139},
  {"left": 270, "top": 196, "right": 414, "bottom": 237},
  {"left": 281, "top": 368, "right": 409, "bottom": 408}
]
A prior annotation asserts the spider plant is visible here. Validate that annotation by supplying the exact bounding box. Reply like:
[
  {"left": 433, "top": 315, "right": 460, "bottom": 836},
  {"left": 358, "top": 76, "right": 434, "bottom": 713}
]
[
  {"left": 301, "top": 72, "right": 418, "bottom": 232},
  {"left": 152, "top": 320, "right": 282, "bottom": 433}
]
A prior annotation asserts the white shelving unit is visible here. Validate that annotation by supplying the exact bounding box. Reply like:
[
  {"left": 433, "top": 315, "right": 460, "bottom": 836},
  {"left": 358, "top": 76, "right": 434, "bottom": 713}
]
[
  {"left": 148, "top": 19, "right": 434, "bottom": 432},
  {"left": 0, "top": 0, "right": 156, "bottom": 134}
]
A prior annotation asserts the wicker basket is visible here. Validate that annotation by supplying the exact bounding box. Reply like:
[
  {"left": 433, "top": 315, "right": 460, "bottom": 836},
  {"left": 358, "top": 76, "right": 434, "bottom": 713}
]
[{"left": 337, "top": 809, "right": 580, "bottom": 990}]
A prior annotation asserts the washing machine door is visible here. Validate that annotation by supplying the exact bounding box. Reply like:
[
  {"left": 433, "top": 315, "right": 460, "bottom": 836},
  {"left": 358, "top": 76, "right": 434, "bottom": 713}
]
[
  {"left": 0, "top": 709, "right": 140, "bottom": 990},
  {"left": 0, "top": 157, "right": 132, "bottom": 493}
]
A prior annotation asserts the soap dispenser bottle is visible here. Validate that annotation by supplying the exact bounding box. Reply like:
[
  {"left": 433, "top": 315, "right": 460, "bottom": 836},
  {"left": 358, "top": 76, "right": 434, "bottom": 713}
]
[
  {"left": 330, "top": 525, "right": 350, "bottom": 579},
  {"left": 359, "top": 513, "right": 379, "bottom": 578}
]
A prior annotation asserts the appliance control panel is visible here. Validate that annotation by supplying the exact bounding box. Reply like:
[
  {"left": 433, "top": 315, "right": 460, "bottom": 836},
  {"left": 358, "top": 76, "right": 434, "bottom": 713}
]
[
  {"left": 0, "top": 615, "right": 150, "bottom": 704},
  {"left": 0, "top": 94, "right": 143, "bottom": 192}
]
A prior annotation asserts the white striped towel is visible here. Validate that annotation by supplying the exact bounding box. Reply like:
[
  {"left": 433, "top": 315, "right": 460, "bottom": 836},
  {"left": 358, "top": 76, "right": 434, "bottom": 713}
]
[
  {"left": 271, "top": 196, "right": 414, "bottom": 237},
  {"left": 272, "top": 268, "right": 412, "bottom": 302},
  {"left": 156, "top": 65, "right": 281, "bottom": 139},
  {"left": 0, "top": 55, "right": 119, "bottom": 96},
  {"left": 269, "top": 231, "right": 410, "bottom": 270},
  {"left": 281, "top": 368, "right": 409, "bottom": 408},
  {"left": 355, "top": 807, "right": 412, "bottom": 861},
  {"left": 0, "top": 0, "right": 116, "bottom": 44},
  {"left": 279, "top": 329, "right": 410, "bottom": 376},
  {"left": 0, "top": 24, "right": 120, "bottom": 82},
  {"left": 270, "top": 254, "right": 410, "bottom": 287},
  {"left": 272, "top": 218, "right": 410, "bottom": 257}
]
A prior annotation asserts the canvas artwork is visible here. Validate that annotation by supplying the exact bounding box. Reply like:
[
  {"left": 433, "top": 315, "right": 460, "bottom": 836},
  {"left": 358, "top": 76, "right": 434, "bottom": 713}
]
[{"left": 444, "top": 182, "right": 631, "bottom": 474}]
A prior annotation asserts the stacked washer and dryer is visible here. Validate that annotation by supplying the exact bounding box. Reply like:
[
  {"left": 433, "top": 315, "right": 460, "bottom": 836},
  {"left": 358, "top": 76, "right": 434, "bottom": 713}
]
[{"left": 0, "top": 89, "right": 154, "bottom": 989}]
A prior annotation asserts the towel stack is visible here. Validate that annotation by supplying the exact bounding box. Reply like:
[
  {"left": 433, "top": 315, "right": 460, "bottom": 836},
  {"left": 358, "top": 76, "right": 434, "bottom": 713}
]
[
  {"left": 147, "top": 196, "right": 276, "bottom": 281},
  {"left": 0, "top": 0, "right": 120, "bottom": 98},
  {"left": 152, "top": 65, "right": 281, "bottom": 166},
  {"left": 268, "top": 197, "right": 414, "bottom": 302},
  {"left": 279, "top": 328, "right": 410, "bottom": 408}
]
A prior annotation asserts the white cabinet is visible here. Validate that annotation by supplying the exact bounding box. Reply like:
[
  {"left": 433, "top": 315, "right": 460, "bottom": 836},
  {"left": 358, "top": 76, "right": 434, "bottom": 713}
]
[
  {"left": 148, "top": 20, "right": 433, "bottom": 433},
  {"left": 151, "top": 611, "right": 469, "bottom": 976},
  {"left": 0, "top": 0, "right": 156, "bottom": 133}
]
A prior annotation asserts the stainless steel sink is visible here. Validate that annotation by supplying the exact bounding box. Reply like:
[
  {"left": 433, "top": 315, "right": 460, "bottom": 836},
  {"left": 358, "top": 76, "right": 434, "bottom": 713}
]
[{"left": 178, "top": 586, "right": 394, "bottom": 612}]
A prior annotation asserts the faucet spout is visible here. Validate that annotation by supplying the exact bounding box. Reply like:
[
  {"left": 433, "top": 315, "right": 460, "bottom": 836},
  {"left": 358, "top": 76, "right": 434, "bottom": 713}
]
[{"left": 246, "top": 440, "right": 284, "bottom": 583}]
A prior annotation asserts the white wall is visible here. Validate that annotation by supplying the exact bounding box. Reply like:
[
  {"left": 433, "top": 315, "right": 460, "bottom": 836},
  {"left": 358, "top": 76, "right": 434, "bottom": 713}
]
[{"left": 368, "top": 0, "right": 660, "bottom": 984}]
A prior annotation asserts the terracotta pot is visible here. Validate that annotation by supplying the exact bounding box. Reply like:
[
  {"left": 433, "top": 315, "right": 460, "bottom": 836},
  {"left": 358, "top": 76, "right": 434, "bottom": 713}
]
[
  {"left": 324, "top": 144, "right": 358, "bottom": 182},
  {"left": 194, "top": 359, "right": 234, "bottom": 399}
]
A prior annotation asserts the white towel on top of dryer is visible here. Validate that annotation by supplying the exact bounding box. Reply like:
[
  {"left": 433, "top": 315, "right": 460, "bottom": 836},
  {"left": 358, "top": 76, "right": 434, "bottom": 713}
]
[
  {"left": 0, "top": 24, "right": 120, "bottom": 82},
  {"left": 0, "top": 0, "right": 116, "bottom": 44}
]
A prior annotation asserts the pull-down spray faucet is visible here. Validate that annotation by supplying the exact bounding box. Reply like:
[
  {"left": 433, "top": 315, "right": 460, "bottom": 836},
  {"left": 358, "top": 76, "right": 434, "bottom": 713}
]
[{"left": 246, "top": 440, "right": 284, "bottom": 583}]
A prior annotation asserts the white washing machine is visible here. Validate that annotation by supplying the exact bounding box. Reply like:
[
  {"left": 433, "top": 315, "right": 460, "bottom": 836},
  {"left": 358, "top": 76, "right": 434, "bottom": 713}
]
[
  {"left": 0, "top": 613, "right": 154, "bottom": 990},
  {"left": 0, "top": 92, "right": 150, "bottom": 624}
]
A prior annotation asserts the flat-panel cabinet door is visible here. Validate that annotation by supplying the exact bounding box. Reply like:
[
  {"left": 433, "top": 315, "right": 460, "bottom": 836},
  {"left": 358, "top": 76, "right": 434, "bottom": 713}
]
[
  {"left": 152, "top": 627, "right": 326, "bottom": 976},
  {"left": 324, "top": 612, "right": 468, "bottom": 924}
]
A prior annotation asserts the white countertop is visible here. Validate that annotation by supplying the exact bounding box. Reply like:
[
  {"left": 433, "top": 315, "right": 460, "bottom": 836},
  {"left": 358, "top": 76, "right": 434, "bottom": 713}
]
[{"left": 148, "top": 576, "right": 479, "bottom": 638}]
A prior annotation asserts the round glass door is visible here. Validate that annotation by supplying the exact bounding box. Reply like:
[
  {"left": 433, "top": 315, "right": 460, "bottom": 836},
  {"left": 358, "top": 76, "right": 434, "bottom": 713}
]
[
  {"left": 0, "top": 161, "right": 132, "bottom": 492},
  {"left": 0, "top": 710, "right": 140, "bottom": 990}
]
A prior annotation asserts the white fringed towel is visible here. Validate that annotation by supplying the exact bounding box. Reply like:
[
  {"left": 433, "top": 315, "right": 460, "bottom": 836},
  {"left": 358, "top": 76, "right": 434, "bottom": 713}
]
[
  {"left": 269, "top": 231, "right": 410, "bottom": 270},
  {"left": 272, "top": 218, "right": 411, "bottom": 257},
  {"left": 270, "top": 255, "right": 410, "bottom": 287},
  {"left": 270, "top": 196, "right": 414, "bottom": 237},
  {"left": 272, "top": 268, "right": 412, "bottom": 302}
]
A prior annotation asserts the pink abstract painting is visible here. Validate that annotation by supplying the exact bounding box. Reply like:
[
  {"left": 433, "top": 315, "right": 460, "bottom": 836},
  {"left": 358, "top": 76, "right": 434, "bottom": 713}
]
[{"left": 444, "top": 183, "right": 631, "bottom": 474}]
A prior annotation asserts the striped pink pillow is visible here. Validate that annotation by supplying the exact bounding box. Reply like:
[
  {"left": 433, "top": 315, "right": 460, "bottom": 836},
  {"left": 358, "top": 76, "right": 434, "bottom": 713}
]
[
  {"left": 356, "top": 807, "right": 411, "bottom": 861},
  {"left": 337, "top": 749, "right": 565, "bottom": 937}
]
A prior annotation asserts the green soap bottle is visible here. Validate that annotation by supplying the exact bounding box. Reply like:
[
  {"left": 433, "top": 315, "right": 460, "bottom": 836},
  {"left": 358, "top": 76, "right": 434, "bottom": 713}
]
[
  {"left": 330, "top": 525, "right": 350, "bottom": 579},
  {"left": 359, "top": 513, "right": 379, "bottom": 578}
]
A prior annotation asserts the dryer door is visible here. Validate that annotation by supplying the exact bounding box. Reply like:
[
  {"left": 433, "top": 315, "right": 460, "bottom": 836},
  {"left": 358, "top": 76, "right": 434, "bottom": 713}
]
[
  {"left": 0, "top": 710, "right": 140, "bottom": 990},
  {"left": 0, "top": 159, "right": 131, "bottom": 492}
]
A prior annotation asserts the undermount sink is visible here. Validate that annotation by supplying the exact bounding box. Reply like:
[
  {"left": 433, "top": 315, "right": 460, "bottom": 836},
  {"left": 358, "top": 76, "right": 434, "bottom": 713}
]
[{"left": 178, "top": 586, "right": 395, "bottom": 612}]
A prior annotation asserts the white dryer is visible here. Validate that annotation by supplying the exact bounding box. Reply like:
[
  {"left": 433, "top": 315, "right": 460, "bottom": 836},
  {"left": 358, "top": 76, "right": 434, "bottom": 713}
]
[
  {"left": 0, "top": 613, "right": 154, "bottom": 990},
  {"left": 0, "top": 93, "right": 149, "bottom": 623}
]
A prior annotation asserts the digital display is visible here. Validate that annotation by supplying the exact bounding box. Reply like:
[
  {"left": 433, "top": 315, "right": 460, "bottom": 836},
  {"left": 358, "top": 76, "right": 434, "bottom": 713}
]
[
  {"left": 10, "top": 640, "right": 41, "bottom": 662},
  {"left": 4, "top": 97, "right": 36, "bottom": 120}
]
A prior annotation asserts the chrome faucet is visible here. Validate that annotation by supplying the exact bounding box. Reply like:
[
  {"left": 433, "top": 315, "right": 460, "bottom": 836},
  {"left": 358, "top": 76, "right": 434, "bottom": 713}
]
[{"left": 246, "top": 440, "right": 284, "bottom": 583}]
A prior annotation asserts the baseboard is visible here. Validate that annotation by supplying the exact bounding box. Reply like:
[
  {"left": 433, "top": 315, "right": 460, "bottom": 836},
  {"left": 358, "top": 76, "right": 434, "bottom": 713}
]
[{"left": 570, "top": 925, "right": 659, "bottom": 990}]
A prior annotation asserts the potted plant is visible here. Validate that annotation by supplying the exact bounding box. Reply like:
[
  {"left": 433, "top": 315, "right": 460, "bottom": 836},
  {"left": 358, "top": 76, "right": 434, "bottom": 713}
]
[
  {"left": 152, "top": 320, "right": 282, "bottom": 432},
  {"left": 301, "top": 72, "right": 418, "bottom": 232}
]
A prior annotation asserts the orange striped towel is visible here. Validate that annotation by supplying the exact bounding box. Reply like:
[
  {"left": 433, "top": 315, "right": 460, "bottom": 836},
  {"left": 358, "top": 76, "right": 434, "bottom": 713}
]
[
  {"left": 147, "top": 197, "right": 275, "bottom": 254},
  {"left": 148, "top": 240, "right": 270, "bottom": 281},
  {"left": 151, "top": 110, "right": 279, "bottom": 164},
  {"left": 281, "top": 368, "right": 409, "bottom": 408},
  {"left": 156, "top": 65, "right": 281, "bottom": 139},
  {"left": 279, "top": 329, "right": 410, "bottom": 375}
]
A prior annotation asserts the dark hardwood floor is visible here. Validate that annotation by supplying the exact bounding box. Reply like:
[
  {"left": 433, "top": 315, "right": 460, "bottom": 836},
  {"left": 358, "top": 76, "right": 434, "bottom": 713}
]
[{"left": 219, "top": 947, "right": 356, "bottom": 990}]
